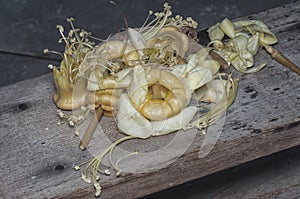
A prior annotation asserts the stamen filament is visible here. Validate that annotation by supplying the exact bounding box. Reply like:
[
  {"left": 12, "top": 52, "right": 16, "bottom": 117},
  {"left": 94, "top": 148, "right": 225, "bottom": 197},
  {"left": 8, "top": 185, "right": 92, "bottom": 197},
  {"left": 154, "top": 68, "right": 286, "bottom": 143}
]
[
  {"left": 67, "top": 18, "right": 81, "bottom": 42},
  {"left": 57, "top": 25, "right": 69, "bottom": 48},
  {"left": 114, "top": 151, "right": 139, "bottom": 176},
  {"left": 82, "top": 135, "right": 136, "bottom": 184},
  {"left": 139, "top": 11, "right": 153, "bottom": 33},
  {"left": 45, "top": 50, "right": 64, "bottom": 58}
]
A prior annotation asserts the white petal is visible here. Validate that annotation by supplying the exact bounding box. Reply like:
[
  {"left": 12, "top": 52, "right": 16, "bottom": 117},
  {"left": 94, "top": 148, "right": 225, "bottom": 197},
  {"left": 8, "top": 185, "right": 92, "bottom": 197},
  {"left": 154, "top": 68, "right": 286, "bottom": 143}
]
[
  {"left": 220, "top": 18, "right": 235, "bottom": 38},
  {"left": 201, "top": 60, "right": 220, "bottom": 74},
  {"left": 116, "top": 94, "right": 153, "bottom": 138},
  {"left": 247, "top": 33, "right": 259, "bottom": 55},
  {"left": 128, "top": 28, "right": 146, "bottom": 50},
  {"left": 128, "top": 65, "right": 148, "bottom": 107},
  {"left": 186, "top": 67, "right": 213, "bottom": 90},
  {"left": 87, "top": 68, "right": 104, "bottom": 91},
  {"left": 152, "top": 106, "right": 198, "bottom": 136},
  {"left": 207, "top": 23, "right": 224, "bottom": 41}
]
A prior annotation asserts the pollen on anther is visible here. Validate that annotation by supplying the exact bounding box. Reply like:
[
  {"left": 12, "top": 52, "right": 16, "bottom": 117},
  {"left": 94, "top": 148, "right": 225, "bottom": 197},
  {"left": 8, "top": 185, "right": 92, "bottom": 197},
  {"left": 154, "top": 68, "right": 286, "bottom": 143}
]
[
  {"left": 74, "top": 130, "right": 80, "bottom": 136},
  {"left": 69, "top": 120, "right": 75, "bottom": 126},
  {"left": 104, "top": 169, "right": 111, "bottom": 175}
]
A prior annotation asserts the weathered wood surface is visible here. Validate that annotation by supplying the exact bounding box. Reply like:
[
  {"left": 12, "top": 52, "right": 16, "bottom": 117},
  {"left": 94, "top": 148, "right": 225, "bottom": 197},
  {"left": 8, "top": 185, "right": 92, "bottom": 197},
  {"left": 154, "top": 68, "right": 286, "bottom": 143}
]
[
  {"left": 0, "top": 1, "right": 300, "bottom": 199},
  {"left": 198, "top": 146, "right": 300, "bottom": 199},
  {"left": 144, "top": 146, "right": 300, "bottom": 199}
]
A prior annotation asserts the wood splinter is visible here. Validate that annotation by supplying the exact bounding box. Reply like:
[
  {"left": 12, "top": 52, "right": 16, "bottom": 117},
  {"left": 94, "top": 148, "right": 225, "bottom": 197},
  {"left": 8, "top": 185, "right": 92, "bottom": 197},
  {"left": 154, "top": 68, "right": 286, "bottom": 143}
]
[
  {"left": 79, "top": 107, "right": 103, "bottom": 150},
  {"left": 265, "top": 45, "right": 300, "bottom": 76}
]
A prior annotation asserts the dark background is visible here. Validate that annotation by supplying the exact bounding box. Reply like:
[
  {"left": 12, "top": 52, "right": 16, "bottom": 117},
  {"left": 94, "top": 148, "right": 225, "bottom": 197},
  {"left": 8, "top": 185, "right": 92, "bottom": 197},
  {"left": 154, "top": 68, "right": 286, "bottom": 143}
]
[
  {"left": 1, "top": 1, "right": 299, "bottom": 198},
  {"left": 0, "top": 0, "right": 295, "bottom": 86}
]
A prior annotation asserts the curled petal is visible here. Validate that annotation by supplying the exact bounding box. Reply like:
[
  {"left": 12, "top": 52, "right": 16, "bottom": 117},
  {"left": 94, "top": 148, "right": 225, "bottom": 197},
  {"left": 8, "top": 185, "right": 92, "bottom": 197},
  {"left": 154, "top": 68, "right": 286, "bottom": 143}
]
[
  {"left": 113, "top": 67, "right": 133, "bottom": 87},
  {"left": 117, "top": 94, "right": 153, "bottom": 138},
  {"left": 207, "top": 23, "right": 224, "bottom": 41},
  {"left": 220, "top": 18, "right": 235, "bottom": 38},
  {"left": 195, "top": 48, "right": 210, "bottom": 64},
  {"left": 87, "top": 67, "right": 132, "bottom": 91},
  {"left": 234, "top": 32, "right": 250, "bottom": 39},
  {"left": 153, "top": 27, "right": 190, "bottom": 57},
  {"left": 241, "top": 62, "right": 267, "bottom": 73},
  {"left": 234, "top": 20, "right": 278, "bottom": 46},
  {"left": 208, "top": 40, "right": 224, "bottom": 51},
  {"left": 186, "top": 48, "right": 210, "bottom": 71},
  {"left": 87, "top": 68, "right": 104, "bottom": 91},
  {"left": 230, "top": 35, "right": 248, "bottom": 52},
  {"left": 194, "top": 79, "right": 226, "bottom": 103},
  {"left": 117, "top": 95, "right": 198, "bottom": 138},
  {"left": 247, "top": 33, "right": 260, "bottom": 55},
  {"left": 231, "top": 56, "right": 246, "bottom": 71},
  {"left": 173, "top": 63, "right": 189, "bottom": 76},
  {"left": 128, "top": 28, "right": 147, "bottom": 50},
  {"left": 175, "top": 48, "right": 210, "bottom": 77},
  {"left": 128, "top": 65, "right": 148, "bottom": 107},
  {"left": 186, "top": 67, "right": 213, "bottom": 90},
  {"left": 201, "top": 60, "right": 220, "bottom": 74},
  {"left": 95, "top": 40, "right": 136, "bottom": 60},
  {"left": 190, "top": 76, "right": 238, "bottom": 130},
  {"left": 259, "top": 32, "right": 278, "bottom": 46},
  {"left": 231, "top": 50, "right": 254, "bottom": 72},
  {"left": 152, "top": 106, "right": 198, "bottom": 136}
]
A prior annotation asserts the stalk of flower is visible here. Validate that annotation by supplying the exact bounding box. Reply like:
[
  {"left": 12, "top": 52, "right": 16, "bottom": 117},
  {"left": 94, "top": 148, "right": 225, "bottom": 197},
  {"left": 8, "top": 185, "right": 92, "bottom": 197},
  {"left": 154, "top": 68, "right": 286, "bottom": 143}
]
[
  {"left": 264, "top": 45, "right": 300, "bottom": 76},
  {"left": 79, "top": 106, "right": 104, "bottom": 150}
]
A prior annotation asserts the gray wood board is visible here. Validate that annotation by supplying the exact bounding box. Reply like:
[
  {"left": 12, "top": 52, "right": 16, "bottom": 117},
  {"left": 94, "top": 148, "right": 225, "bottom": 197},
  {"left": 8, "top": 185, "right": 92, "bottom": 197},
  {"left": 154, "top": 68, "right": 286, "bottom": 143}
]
[
  {"left": 0, "top": 1, "right": 300, "bottom": 199},
  {"left": 197, "top": 146, "right": 300, "bottom": 199},
  {"left": 144, "top": 146, "right": 300, "bottom": 199}
]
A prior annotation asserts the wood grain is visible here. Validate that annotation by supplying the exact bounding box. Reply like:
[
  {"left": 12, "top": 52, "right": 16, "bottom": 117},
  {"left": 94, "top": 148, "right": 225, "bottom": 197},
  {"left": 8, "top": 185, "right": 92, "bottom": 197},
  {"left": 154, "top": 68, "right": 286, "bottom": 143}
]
[{"left": 0, "top": 1, "right": 299, "bottom": 199}]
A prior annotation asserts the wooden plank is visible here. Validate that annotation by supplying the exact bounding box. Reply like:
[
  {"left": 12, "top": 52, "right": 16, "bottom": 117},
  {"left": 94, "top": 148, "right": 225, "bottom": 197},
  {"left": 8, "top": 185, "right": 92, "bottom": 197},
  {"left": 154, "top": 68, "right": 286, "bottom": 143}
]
[
  {"left": 196, "top": 146, "right": 300, "bottom": 199},
  {"left": 144, "top": 146, "right": 300, "bottom": 199},
  {"left": 0, "top": 2, "right": 300, "bottom": 199}
]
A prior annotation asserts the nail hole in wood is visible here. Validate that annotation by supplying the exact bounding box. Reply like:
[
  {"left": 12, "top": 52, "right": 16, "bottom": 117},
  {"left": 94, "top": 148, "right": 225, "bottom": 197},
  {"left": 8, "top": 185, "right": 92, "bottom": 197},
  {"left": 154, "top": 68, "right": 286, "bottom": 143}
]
[
  {"left": 250, "top": 92, "right": 258, "bottom": 99},
  {"left": 269, "top": 118, "right": 278, "bottom": 122},
  {"left": 251, "top": 129, "right": 262, "bottom": 134},
  {"left": 53, "top": 164, "right": 65, "bottom": 171},
  {"left": 18, "top": 103, "right": 28, "bottom": 110}
]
